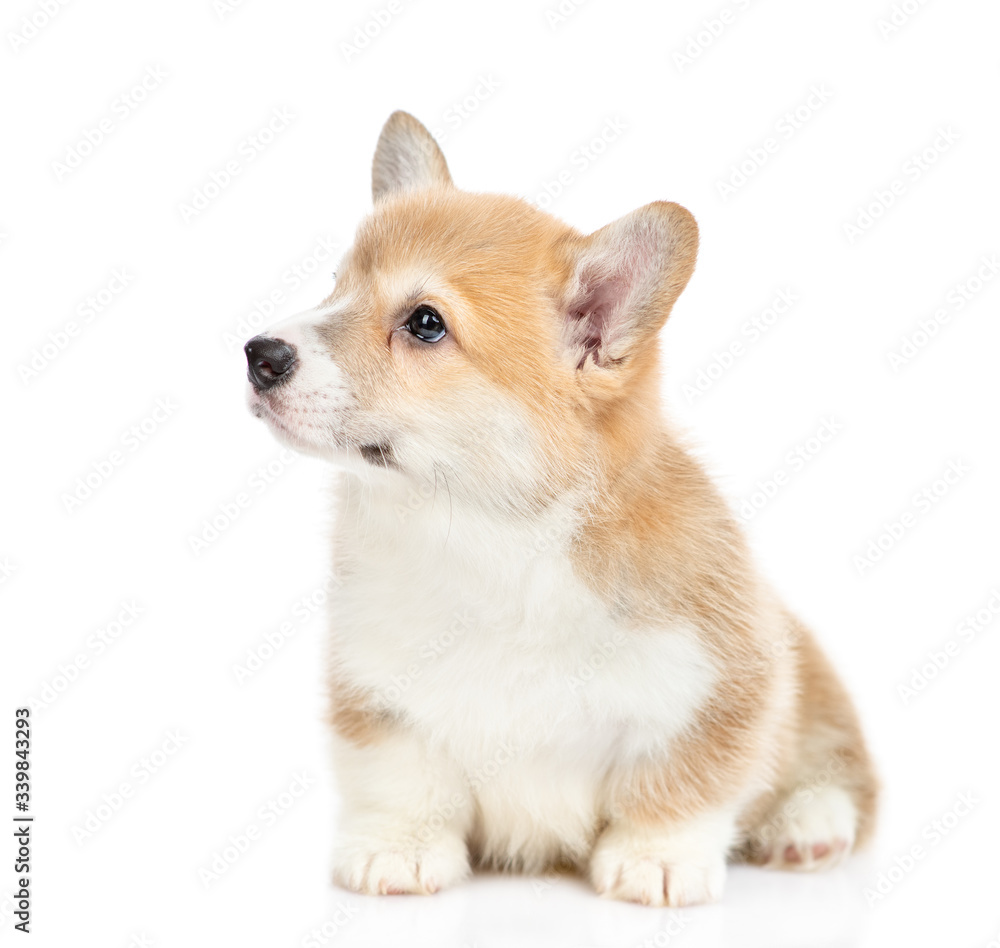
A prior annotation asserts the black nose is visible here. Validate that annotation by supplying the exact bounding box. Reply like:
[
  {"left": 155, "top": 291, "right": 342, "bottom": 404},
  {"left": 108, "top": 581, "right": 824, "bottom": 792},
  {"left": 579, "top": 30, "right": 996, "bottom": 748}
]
[{"left": 244, "top": 335, "right": 296, "bottom": 391}]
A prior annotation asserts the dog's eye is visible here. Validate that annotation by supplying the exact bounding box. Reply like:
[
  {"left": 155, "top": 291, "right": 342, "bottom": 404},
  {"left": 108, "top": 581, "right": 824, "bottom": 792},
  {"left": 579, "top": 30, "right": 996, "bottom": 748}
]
[{"left": 406, "top": 305, "right": 446, "bottom": 343}]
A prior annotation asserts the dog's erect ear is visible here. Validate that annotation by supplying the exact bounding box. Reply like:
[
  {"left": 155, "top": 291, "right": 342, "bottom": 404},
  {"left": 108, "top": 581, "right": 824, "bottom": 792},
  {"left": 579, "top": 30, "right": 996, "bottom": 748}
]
[
  {"left": 372, "top": 111, "right": 453, "bottom": 201},
  {"left": 561, "top": 202, "right": 698, "bottom": 371}
]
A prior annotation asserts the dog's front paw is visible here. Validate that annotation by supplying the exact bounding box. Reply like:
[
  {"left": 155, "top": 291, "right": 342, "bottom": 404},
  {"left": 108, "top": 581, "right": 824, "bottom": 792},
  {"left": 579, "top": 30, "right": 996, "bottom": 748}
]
[
  {"left": 591, "top": 850, "right": 726, "bottom": 907},
  {"left": 590, "top": 819, "right": 729, "bottom": 907},
  {"left": 332, "top": 832, "right": 470, "bottom": 895}
]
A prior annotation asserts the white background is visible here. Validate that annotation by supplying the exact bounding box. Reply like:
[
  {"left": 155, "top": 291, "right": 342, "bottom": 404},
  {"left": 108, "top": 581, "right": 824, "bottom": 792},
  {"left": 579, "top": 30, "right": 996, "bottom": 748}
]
[{"left": 2, "top": 0, "right": 999, "bottom": 945}]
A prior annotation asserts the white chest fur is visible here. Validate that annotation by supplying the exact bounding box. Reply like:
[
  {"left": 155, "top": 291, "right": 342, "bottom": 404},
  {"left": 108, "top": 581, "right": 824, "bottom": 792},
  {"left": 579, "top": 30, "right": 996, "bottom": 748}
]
[{"left": 328, "top": 472, "right": 717, "bottom": 862}]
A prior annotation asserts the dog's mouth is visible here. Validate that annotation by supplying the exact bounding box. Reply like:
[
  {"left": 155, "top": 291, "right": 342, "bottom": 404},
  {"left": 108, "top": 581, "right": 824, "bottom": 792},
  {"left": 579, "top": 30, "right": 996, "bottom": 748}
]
[
  {"left": 247, "top": 392, "right": 300, "bottom": 440},
  {"left": 358, "top": 442, "right": 396, "bottom": 468},
  {"left": 249, "top": 390, "right": 398, "bottom": 471}
]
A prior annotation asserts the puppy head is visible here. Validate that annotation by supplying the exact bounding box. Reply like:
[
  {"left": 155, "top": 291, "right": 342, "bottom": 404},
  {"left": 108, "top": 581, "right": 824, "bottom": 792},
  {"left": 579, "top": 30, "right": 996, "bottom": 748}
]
[{"left": 246, "top": 111, "right": 698, "bottom": 513}]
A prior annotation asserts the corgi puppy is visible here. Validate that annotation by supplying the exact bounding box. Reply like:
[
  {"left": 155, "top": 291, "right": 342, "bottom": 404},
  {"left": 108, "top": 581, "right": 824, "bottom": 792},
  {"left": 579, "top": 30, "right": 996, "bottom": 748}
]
[{"left": 244, "top": 111, "right": 877, "bottom": 907}]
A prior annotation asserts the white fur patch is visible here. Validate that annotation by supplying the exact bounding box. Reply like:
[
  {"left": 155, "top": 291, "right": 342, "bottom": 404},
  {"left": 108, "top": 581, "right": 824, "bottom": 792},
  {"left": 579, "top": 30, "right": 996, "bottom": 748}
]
[
  {"left": 590, "top": 808, "right": 735, "bottom": 906},
  {"left": 327, "top": 472, "right": 718, "bottom": 872},
  {"left": 329, "top": 731, "right": 472, "bottom": 894},
  {"left": 245, "top": 306, "right": 357, "bottom": 456}
]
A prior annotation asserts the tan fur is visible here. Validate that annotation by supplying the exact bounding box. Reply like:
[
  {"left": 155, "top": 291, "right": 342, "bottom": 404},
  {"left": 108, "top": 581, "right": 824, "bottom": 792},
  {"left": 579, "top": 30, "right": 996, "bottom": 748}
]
[
  {"left": 327, "top": 675, "right": 391, "bottom": 748},
  {"left": 251, "top": 111, "right": 878, "bottom": 903},
  {"left": 325, "top": 181, "right": 880, "bottom": 847}
]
